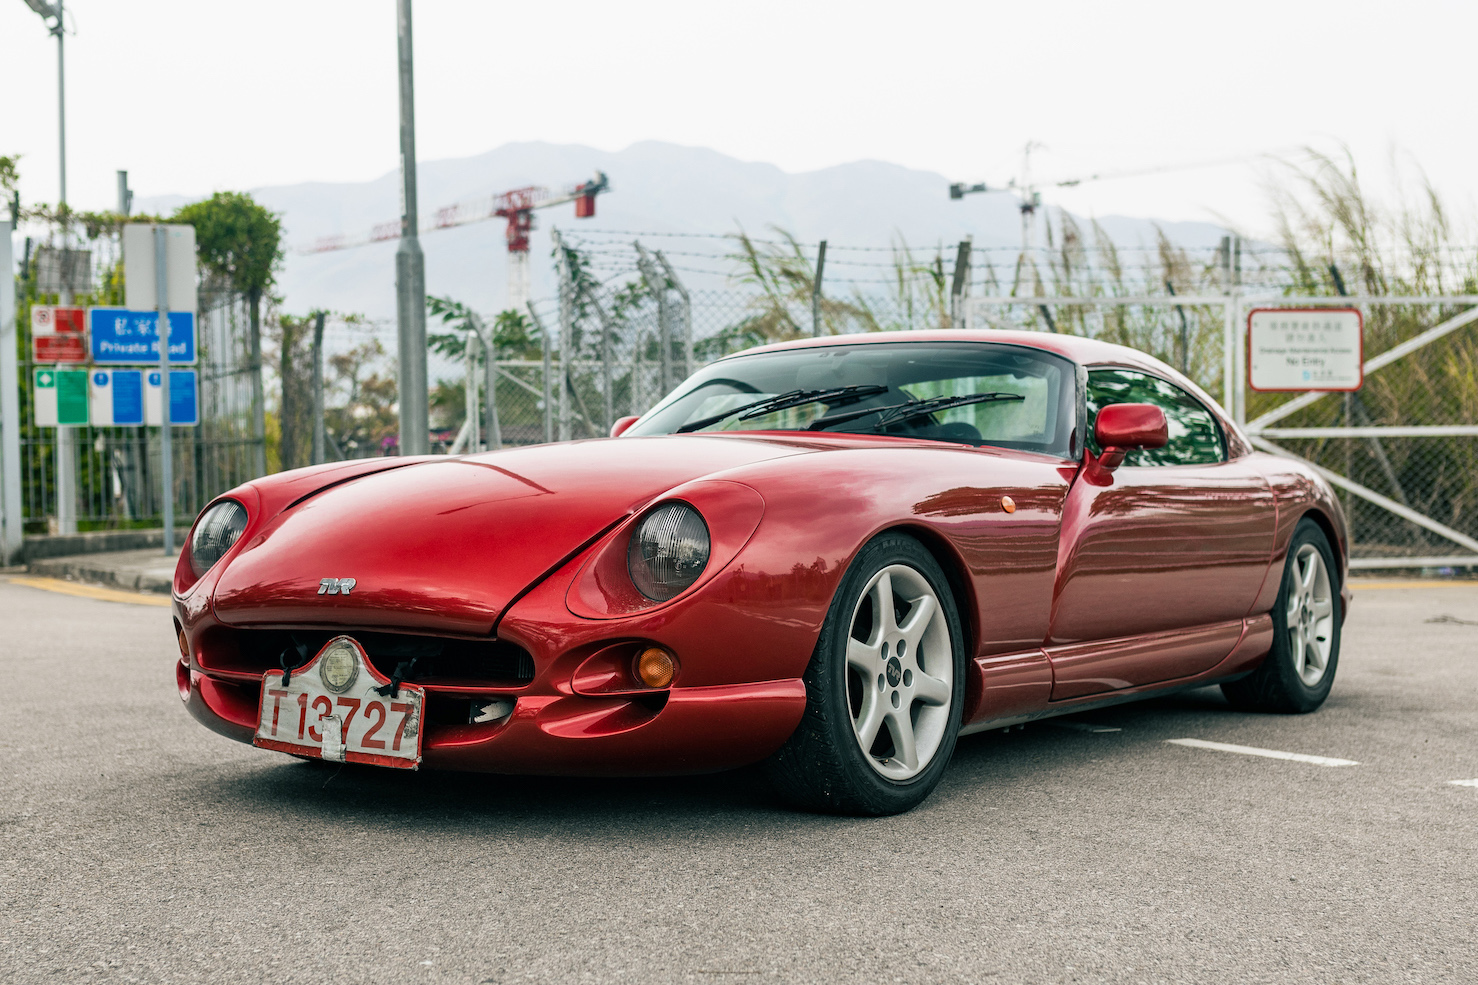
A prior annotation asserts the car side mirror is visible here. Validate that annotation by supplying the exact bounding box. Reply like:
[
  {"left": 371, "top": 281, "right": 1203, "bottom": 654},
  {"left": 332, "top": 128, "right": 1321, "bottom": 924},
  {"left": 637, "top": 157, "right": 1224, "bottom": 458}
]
[
  {"left": 610, "top": 415, "right": 640, "bottom": 438},
  {"left": 1090, "top": 403, "right": 1168, "bottom": 476}
]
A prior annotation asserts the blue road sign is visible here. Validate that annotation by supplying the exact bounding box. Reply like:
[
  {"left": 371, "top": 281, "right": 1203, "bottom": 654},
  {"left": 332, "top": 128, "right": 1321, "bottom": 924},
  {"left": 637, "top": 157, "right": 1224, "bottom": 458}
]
[
  {"left": 89, "top": 369, "right": 146, "bottom": 426},
  {"left": 146, "top": 370, "right": 199, "bottom": 426},
  {"left": 88, "top": 307, "right": 197, "bottom": 364}
]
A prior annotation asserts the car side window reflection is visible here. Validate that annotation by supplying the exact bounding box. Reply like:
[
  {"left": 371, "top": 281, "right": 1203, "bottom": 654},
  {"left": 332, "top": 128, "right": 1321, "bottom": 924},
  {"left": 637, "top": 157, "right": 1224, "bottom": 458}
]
[{"left": 1084, "top": 368, "right": 1225, "bottom": 466}]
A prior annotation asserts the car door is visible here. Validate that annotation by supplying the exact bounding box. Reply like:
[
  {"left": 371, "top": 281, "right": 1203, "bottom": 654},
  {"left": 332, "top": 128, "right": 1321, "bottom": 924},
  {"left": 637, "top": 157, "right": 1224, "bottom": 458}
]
[{"left": 1047, "top": 366, "right": 1275, "bottom": 699}]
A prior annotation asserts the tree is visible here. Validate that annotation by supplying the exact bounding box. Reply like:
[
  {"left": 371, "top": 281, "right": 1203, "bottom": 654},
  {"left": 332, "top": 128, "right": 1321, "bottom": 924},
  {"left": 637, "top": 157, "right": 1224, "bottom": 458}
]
[
  {"left": 172, "top": 192, "right": 283, "bottom": 477},
  {"left": 270, "top": 312, "right": 317, "bottom": 471},
  {"left": 0, "top": 154, "right": 18, "bottom": 197},
  {"left": 324, "top": 339, "right": 399, "bottom": 457}
]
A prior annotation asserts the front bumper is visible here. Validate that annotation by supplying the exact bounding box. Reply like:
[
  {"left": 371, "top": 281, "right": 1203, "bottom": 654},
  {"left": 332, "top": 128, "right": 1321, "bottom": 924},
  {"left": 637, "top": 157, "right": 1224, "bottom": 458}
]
[{"left": 181, "top": 668, "right": 804, "bottom": 776}]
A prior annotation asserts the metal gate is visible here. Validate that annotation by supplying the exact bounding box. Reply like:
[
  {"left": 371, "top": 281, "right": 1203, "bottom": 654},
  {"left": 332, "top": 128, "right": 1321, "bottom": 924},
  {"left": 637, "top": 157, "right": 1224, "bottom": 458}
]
[{"left": 970, "top": 292, "right": 1478, "bottom": 570}]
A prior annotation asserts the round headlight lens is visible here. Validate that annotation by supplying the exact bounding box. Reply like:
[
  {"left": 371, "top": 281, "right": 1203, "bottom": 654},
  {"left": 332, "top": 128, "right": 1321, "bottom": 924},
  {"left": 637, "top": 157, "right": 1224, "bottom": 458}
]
[
  {"left": 189, "top": 500, "right": 248, "bottom": 577},
  {"left": 627, "top": 502, "right": 711, "bottom": 601},
  {"left": 319, "top": 642, "right": 360, "bottom": 694}
]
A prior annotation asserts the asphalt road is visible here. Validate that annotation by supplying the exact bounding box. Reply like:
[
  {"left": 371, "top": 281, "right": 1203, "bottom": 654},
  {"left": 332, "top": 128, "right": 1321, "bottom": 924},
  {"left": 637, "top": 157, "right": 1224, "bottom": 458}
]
[{"left": 2, "top": 575, "right": 1475, "bottom": 985}]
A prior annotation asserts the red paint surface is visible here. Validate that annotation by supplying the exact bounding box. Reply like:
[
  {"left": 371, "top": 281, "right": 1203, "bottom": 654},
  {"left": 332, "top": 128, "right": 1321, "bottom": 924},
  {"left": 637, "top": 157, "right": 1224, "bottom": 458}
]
[
  {"left": 177, "top": 330, "right": 1349, "bottom": 776},
  {"left": 1094, "top": 402, "right": 1169, "bottom": 451},
  {"left": 33, "top": 334, "right": 87, "bottom": 363}
]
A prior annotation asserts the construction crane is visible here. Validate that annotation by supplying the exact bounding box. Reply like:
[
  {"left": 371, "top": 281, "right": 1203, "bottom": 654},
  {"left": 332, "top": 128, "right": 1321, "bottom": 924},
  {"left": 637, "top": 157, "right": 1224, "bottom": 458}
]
[
  {"left": 950, "top": 146, "right": 1249, "bottom": 257},
  {"left": 306, "top": 170, "right": 610, "bottom": 312}
]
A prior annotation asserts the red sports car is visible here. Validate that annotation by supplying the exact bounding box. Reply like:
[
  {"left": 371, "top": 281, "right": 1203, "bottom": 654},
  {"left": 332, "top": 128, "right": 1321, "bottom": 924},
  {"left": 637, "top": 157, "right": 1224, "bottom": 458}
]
[{"left": 175, "top": 330, "right": 1349, "bottom": 815}]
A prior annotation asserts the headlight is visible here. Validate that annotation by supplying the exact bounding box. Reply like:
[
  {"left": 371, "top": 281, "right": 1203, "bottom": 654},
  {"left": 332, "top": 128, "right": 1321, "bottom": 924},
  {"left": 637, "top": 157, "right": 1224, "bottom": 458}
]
[
  {"left": 627, "top": 502, "right": 711, "bottom": 601},
  {"left": 189, "top": 500, "right": 248, "bottom": 577}
]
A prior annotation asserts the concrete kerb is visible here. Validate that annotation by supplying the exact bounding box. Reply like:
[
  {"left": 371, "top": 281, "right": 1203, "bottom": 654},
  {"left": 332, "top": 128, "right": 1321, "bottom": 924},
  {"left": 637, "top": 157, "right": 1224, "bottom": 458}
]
[
  {"left": 20, "top": 528, "right": 192, "bottom": 563},
  {"left": 28, "top": 548, "right": 179, "bottom": 595}
]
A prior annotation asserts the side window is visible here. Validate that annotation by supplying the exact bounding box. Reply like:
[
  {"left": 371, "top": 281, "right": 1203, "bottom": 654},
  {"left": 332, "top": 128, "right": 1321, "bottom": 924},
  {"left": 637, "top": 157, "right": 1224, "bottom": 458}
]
[{"left": 1085, "top": 368, "right": 1225, "bottom": 466}]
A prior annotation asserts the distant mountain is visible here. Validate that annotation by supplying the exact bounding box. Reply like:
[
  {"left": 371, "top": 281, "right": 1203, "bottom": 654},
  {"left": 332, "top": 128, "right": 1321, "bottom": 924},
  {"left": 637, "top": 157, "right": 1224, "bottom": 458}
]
[{"left": 138, "top": 140, "right": 1233, "bottom": 321}]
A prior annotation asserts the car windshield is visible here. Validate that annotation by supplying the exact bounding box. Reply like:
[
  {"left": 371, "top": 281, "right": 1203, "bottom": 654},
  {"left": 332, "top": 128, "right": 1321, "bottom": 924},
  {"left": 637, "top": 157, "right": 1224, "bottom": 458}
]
[{"left": 626, "top": 341, "right": 1078, "bottom": 457}]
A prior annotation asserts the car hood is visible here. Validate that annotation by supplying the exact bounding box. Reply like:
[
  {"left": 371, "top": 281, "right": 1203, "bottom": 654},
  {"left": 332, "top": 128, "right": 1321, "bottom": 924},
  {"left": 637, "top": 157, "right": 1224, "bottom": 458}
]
[{"left": 210, "top": 435, "right": 814, "bottom": 635}]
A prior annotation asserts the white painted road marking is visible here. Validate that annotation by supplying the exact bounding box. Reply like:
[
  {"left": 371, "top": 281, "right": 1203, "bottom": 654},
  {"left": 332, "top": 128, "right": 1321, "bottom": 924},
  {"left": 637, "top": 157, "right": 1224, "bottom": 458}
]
[
  {"left": 1166, "top": 738, "right": 1359, "bottom": 767},
  {"left": 1448, "top": 779, "right": 1478, "bottom": 788},
  {"left": 1048, "top": 721, "right": 1122, "bottom": 733}
]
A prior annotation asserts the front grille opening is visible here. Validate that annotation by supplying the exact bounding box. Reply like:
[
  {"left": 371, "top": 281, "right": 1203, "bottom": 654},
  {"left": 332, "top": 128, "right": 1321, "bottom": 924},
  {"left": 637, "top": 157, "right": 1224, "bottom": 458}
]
[{"left": 200, "top": 627, "right": 535, "bottom": 687}]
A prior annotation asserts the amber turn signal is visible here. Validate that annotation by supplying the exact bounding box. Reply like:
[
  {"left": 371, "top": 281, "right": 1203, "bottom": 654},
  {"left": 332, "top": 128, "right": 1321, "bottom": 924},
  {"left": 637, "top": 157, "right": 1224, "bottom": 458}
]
[
  {"left": 177, "top": 628, "right": 189, "bottom": 660},
  {"left": 1001, "top": 495, "right": 1016, "bottom": 513},
  {"left": 634, "top": 646, "right": 678, "bottom": 688}
]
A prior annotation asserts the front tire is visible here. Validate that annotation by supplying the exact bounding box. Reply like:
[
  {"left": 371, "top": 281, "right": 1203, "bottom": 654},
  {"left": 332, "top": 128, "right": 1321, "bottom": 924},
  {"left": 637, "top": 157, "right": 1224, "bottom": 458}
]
[
  {"left": 1222, "top": 518, "right": 1341, "bottom": 713},
  {"left": 765, "top": 533, "right": 966, "bottom": 815}
]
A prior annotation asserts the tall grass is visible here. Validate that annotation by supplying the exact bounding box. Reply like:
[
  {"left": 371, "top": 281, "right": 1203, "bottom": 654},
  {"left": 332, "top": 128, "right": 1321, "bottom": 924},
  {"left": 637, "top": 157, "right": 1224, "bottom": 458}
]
[{"left": 1262, "top": 150, "right": 1478, "bottom": 551}]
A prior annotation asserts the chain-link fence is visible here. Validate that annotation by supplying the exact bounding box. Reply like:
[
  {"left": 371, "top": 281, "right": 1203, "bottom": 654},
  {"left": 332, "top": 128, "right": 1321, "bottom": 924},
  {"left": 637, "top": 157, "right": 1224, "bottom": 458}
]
[
  {"left": 12, "top": 229, "right": 265, "bottom": 535},
  {"left": 970, "top": 292, "right": 1478, "bottom": 570},
  {"left": 10, "top": 227, "right": 1478, "bottom": 571}
]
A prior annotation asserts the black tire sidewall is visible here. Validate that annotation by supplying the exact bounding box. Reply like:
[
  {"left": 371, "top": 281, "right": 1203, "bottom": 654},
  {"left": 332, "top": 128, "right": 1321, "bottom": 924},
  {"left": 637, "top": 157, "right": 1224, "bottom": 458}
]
[
  {"left": 805, "top": 533, "right": 967, "bottom": 813},
  {"left": 1266, "top": 519, "right": 1342, "bottom": 711}
]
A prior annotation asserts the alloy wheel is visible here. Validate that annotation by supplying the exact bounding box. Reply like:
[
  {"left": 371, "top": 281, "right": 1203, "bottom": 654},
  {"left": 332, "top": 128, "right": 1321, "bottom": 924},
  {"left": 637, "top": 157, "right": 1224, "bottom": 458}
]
[
  {"left": 1286, "top": 543, "right": 1335, "bottom": 687},
  {"left": 844, "top": 564, "right": 954, "bottom": 780}
]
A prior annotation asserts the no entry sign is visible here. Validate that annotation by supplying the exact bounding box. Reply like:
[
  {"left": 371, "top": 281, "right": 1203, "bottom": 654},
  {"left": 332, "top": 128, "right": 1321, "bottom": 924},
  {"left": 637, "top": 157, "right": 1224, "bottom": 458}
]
[
  {"left": 31, "top": 305, "right": 88, "bottom": 364},
  {"left": 1248, "top": 308, "right": 1364, "bottom": 392}
]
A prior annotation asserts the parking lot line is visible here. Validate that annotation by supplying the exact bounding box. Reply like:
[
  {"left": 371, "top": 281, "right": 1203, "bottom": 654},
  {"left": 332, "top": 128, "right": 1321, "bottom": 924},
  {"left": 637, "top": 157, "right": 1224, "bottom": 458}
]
[
  {"left": 1165, "top": 738, "right": 1359, "bottom": 767},
  {"left": 1349, "top": 579, "right": 1478, "bottom": 590},
  {"left": 1448, "top": 779, "right": 1478, "bottom": 788}
]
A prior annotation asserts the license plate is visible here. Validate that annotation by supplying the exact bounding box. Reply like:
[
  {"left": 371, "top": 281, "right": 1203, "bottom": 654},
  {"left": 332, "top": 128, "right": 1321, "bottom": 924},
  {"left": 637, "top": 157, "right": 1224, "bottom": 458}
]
[{"left": 253, "top": 636, "right": 424, "bottom": 769}]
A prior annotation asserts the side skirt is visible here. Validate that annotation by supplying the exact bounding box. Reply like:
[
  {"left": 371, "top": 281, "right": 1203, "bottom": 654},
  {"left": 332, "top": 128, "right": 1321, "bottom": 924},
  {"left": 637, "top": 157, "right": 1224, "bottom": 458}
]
[{"left": 959, "top": 612, "right": 1273, "bottom": 736}]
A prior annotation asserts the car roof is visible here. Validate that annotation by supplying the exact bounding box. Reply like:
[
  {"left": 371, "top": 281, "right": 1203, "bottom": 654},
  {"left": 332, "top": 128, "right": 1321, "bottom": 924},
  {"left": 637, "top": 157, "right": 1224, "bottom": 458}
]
[{"left": 733, "top": 328, "right": 1180, "bottom": 377}]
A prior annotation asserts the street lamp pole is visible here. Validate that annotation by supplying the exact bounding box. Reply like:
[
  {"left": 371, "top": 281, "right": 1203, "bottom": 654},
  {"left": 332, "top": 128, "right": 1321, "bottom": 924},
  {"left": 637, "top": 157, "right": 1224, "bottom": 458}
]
[
  {"left": 394, "top": 0, "right": 428, "bottom": 456},
  {"left": 54, "top": 0, "right": 66, "bottom": 213},
  {"left": 25, "top": 0, "right": 78, "bottom": 533}
]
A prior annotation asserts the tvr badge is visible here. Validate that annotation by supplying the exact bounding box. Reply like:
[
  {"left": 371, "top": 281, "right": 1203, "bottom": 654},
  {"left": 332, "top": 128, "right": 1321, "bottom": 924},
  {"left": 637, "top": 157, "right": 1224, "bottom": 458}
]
[{"left": 318, "top": 577, "right": 357, "bottom": 596}]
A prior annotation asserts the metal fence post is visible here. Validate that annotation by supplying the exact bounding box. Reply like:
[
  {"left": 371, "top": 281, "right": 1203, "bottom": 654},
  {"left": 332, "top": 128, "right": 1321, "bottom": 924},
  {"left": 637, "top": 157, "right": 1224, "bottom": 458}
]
[
  {"left": 528, "top": 301, "right": 553, "bottom": 443},
  {"left": 1222, "top": 301, "right": 1236, "bottom": 417},
  {"left": 583, "top": 286, "right": 616, "bottom": 434},
  {"left": 1231, "top": 289, "right": 1246, "bottom": 425},
  {"left": 463, "top": 325, "right": 480, "bottom": 451},
  {"left": 654, "top": 251, "right": 691, "bottom": 379},
  {"left": 949, "top": 238, "right": 972, "bottom": 329},
  {"left": 554, "top": 232, "right": 572, "bottom": 442},
  {"left": 0, "top": 221, "right": 22, "bottom": 564},
  {"left": 466, "top": 312, "right": 501, "bottom": 451},
  {"left": 634, "top": 242, "right": 671, "bottom": 395},
  {"left": 154, "top": 227, "right": 175, "bottom": 555},
  {"left": 811, "top": 240, "right": 827, "bottom": 337},
  {"left": 311, "top": 311, "right": 326, "bottom": 465}
]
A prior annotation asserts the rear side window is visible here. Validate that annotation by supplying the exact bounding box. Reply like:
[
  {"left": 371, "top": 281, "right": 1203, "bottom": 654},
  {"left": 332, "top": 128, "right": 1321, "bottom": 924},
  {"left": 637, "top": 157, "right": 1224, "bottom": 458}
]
[{"left": 1085, "top": 368, "right": 1224, "bottom": 466}]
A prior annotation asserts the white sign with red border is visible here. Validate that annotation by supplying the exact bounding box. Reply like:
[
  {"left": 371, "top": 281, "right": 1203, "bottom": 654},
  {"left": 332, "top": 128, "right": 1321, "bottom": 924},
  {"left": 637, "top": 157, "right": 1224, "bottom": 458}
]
[
  {"left": 1248, "top": 307, "right": 1364, "bottom": 392},
  {"left": 254, "top": 636, "right": 424, "bottom": 769},
  {"left": 30, "top": 305, "right": 88, "bottom": 364}
]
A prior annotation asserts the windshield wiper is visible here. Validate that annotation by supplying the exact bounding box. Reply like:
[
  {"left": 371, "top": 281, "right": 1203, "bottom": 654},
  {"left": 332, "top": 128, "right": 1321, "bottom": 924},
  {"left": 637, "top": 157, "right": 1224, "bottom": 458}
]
[
  {"left": 808, "top": 391, "right": 1025, "bottom": 433},
  {"left": 674, "top": 384, "right": 888, "bottom": 434}
]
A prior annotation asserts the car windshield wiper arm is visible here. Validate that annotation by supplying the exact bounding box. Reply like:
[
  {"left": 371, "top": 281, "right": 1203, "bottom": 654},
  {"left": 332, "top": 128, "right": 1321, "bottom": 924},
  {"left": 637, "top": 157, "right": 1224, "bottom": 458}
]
[
  {"left": 675, "top": 384, "right": 888, "bottom": 434},
  {"left": 808, "top": 391, "right": 1025, "bottom": 432}
]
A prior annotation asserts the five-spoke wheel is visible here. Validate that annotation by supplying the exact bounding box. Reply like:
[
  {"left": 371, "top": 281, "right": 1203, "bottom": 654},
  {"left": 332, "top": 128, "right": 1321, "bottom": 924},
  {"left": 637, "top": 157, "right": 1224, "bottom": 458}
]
[
  {"left": 1285, "top": 542, "right": 1336, "bottom": 687},
  {"left": 765, "top": 533, "right": 965, "bottom": 815},
  {"left": 845, "top": 564, "right": 954, "bottom": 780},
  {"left": 1223, "top": 517, "right": 1342, "bottom": 713}
]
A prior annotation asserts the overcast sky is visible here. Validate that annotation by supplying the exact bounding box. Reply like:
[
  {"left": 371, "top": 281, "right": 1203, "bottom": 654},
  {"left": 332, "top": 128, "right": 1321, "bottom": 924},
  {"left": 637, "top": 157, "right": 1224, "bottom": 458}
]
[{"left": 3, "top": 0, "right": 1474, "bottom": 239}]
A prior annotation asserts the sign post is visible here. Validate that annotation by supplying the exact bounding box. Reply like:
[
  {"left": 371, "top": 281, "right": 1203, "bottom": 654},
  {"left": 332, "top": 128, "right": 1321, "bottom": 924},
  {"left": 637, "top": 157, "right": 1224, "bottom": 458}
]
[
  {"left": 0, "top": 221, "right": 22, "bottom": 565},
  {"left": 156, "top": 228, "right": 174, "bottom": 555},
  {"left": 124, "top": 223, "right": 197, "bottom": 555}
]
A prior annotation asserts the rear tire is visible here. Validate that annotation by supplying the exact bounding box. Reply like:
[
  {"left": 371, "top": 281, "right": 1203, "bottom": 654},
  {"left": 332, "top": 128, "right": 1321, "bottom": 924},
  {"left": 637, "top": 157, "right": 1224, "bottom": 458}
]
[
  {"left": 1222, "top": 518, "right": 1341, "bottom": 713},
  {"left": 764, "top": 533, "right": 966, "bottom": 815}
]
